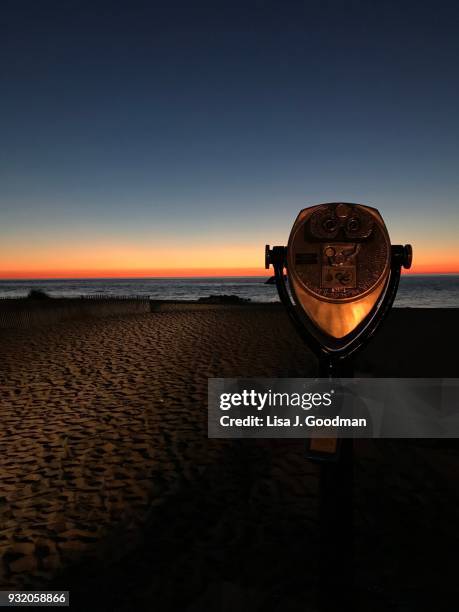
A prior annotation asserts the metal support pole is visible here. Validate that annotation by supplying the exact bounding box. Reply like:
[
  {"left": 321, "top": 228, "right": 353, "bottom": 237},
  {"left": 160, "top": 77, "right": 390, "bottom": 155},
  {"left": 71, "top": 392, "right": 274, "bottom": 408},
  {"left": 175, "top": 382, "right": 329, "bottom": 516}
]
[
  {"left": 317, "top": 356, "right": 354, "bottom": 611},
  {"left": 318, "top": 438, "right": 354, "bottom": 610}
]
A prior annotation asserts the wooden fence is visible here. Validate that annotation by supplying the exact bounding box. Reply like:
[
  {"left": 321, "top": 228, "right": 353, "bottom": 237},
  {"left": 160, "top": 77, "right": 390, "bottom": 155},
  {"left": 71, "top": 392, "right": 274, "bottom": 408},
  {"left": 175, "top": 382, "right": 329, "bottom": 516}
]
[{"left": 0, "top": 296, "right": 151, "bottom": 328}]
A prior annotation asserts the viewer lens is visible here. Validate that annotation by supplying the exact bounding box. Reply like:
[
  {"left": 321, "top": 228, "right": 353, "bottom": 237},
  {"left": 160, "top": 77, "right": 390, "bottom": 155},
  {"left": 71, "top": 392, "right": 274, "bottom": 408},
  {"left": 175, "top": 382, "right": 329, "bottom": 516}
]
[
  {"left": 323, "top": 218, "right": 337, "bottom": 232},
  {"left": 347, "top": 218, "right": 360, "bottom": 232}
]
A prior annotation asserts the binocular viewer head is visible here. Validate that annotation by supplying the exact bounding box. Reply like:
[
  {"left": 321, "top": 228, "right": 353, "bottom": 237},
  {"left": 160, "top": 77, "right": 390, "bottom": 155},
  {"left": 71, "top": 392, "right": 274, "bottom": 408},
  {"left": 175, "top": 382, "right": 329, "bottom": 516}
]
[{"left": 266, "top": 202, "right": 412, "bottom": 358}]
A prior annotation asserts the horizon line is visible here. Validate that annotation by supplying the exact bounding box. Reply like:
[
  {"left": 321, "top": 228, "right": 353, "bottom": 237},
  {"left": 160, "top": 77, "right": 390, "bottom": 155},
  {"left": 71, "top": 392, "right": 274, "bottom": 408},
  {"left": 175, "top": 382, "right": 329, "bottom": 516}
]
[
  {"left": 1, "top": 270, "right": 458, "bottom": 281},
  {"left": 1, "top": 260, "right": 458, "bottom": 280}
]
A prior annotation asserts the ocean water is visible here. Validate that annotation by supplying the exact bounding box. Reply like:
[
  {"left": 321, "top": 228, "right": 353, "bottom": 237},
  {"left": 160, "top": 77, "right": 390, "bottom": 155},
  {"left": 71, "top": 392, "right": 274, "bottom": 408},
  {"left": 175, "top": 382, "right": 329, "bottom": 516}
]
[{"left": 0, "top": 275, "right": 457, "bottom": 308}]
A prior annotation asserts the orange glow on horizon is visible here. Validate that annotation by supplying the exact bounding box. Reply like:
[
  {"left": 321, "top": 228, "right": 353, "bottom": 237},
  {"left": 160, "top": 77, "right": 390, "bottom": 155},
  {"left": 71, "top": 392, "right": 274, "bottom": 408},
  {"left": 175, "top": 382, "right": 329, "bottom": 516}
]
[
  {"left": 403, "top": 264, "right": 459, "bottom": 274},
  {"left": 0, "top": 263, "right": 458, "bottom": 279},
  {"left": 0, "top": 240, "right": 457, "bottom": 279},
  {"left": 0, "top": 267, "right": 273, "bottom": 280}
]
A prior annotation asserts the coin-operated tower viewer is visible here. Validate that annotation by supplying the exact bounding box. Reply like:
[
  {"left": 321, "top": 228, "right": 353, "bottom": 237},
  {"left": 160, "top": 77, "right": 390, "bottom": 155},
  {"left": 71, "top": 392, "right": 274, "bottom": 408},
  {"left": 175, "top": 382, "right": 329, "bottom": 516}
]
[
  {"left": 266, "top": 202, "right": 412, "bottom": 377},
  {"left": 265, "top": 202, "right": 412, "bottom": 607}
]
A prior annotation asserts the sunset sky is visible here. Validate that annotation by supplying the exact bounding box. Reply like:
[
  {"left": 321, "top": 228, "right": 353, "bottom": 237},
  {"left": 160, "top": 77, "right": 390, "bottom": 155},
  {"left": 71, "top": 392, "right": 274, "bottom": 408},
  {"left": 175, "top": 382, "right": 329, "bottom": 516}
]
[{"left": 1, "top": 1, "right": 458, "bottom": 278}]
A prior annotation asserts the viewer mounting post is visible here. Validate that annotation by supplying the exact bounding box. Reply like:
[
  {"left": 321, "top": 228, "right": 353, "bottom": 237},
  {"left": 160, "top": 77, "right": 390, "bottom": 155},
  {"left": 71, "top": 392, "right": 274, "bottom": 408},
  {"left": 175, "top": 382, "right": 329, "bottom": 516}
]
[{"left": 265, "top": 202, "right": 412, "bottom": 610}]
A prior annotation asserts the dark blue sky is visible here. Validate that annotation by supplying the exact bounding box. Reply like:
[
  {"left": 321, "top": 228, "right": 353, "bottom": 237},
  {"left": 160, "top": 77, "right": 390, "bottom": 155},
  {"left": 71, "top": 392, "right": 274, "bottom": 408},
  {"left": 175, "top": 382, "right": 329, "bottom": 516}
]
[{"left": 1, "top": 0, "right": 458, "bottom": 274}]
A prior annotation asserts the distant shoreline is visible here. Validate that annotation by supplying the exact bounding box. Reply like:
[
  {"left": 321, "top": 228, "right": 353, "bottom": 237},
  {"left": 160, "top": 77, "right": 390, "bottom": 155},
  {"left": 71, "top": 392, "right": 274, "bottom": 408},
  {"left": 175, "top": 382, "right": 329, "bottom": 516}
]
[
  {"left": 0, "top": 276, "right": 457, "bottom": 309},
  {"left": 1, "top": 272, "right": 458, "bottom": 282}
]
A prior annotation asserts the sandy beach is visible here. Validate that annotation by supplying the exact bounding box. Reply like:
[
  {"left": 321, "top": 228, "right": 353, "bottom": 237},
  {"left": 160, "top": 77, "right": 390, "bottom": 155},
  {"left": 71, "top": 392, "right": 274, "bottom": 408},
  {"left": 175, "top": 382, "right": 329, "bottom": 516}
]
[{"left": 1, "top": 304, "right": 458, "bottom": 610}]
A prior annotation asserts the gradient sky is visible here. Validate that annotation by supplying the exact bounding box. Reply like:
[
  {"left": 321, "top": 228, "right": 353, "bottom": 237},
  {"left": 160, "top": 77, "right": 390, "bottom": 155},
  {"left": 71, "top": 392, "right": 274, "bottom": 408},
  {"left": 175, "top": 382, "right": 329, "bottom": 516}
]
[{"left": 1, "top": 0, "right": 458, "bottom": 277}]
